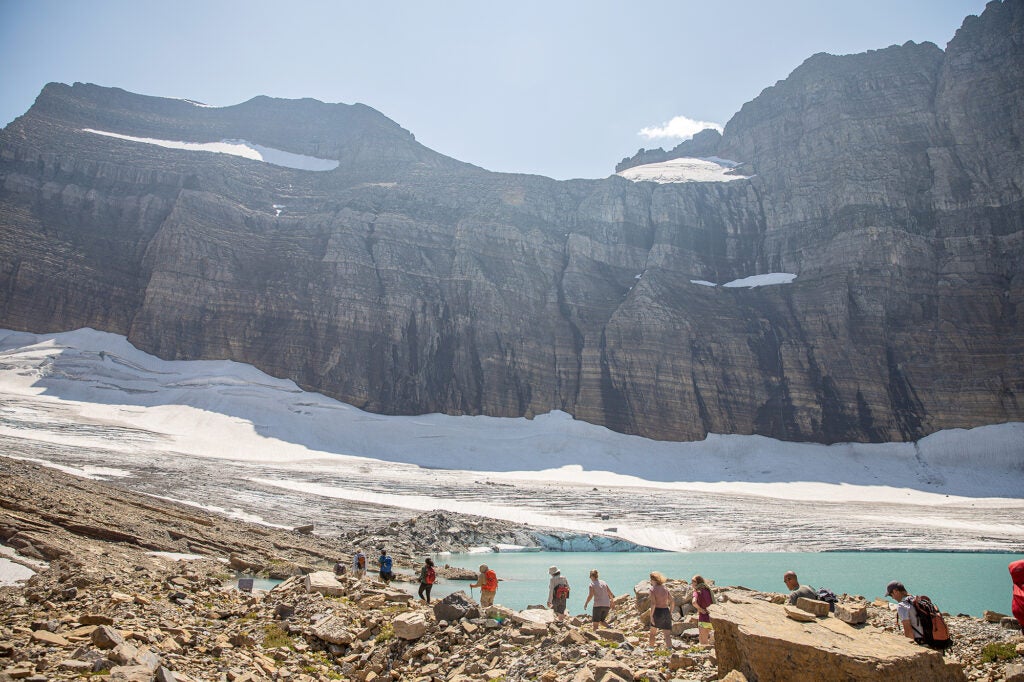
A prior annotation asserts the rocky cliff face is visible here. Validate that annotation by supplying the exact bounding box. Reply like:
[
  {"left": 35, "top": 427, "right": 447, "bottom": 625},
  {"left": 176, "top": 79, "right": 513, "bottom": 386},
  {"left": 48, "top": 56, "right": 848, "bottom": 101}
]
[{"left": 1, "top": 1, "right": 1022, "bottom": 445}]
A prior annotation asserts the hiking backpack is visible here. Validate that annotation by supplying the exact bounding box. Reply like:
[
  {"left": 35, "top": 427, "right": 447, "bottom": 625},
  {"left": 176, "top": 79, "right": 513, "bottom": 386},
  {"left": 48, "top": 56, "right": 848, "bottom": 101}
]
[
  {"left": 381, "top": 556, "right": 392, "bottom": 573},
  {"left": 816, "top": 587, "right": 838, "bottom": 612},
  {"left": 910, "top": 595, "right": 952, "bottom": 649},
  {"left": 426, "top": 566, "right": 436, "bottom": 584},
  {"left": 554, "top": 583, "right": 570, "bottom": 600},
  {"left": 357, "top": 554, "right": 366, "bottom": 569}
]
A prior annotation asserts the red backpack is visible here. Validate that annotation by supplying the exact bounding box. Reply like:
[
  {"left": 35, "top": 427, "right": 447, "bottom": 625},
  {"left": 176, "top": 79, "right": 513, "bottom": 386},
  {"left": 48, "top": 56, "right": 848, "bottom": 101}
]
[{"left": 426, "top": 566, "right": 436, "bottom": 584}]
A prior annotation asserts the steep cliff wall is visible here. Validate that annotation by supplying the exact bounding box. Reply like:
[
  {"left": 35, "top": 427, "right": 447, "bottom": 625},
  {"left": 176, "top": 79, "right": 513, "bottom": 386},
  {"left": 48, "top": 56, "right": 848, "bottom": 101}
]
[{"left": 1, "top": 1, "right": 1022, "bottom": 444}]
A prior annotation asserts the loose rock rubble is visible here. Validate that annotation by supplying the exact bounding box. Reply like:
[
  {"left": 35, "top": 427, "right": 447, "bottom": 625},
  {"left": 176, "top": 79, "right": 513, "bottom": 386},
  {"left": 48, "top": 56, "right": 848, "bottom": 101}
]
[{"left": 1, "top": 456, "right": 1022, "bottom": 681}]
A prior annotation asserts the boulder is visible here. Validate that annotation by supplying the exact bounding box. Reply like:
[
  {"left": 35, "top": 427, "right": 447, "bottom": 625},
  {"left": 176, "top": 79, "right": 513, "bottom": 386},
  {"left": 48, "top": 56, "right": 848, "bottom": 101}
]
[
  {"left": 983, "top": 610, "right": 1008, "bottom": 623},
  {"left": 795, "top": 597, "right": 830, "bottom": 617},
  {"left": 835, "top": 602, "right": 868, "bottom": 625},
  {"left": 712, "top": 599, "right": 967, "bottom": 681},
  {"left": 433, "top": 591, "right": 480, "bottom": 622},
  {"left": 29, "top": 629, "right": 69, "bottom": 646},
  {"left": 304, "top": 571, "right": 345, "bottom": 597},
  {"left": 784, "top": 606, "right": 817, "bottom": 622},
  {"left": 511, "top": 608, "right": 555, "bottom": 627},
  {"left": 91, "top": 625, "right": 125, "bottom": 650},
  {"left": 392, "top": 612, "right": 429, "bottom": 640},
  {"left": 1004, "top": 663, "right": 1024, "bottom": 682},
  {"left": 383, "top": 589, "right": 413, "bottom": 603},
  {"left": 721, "top": 671, "right": 749, "bottom": 682},
  {"left": 593, "top": 660, "right": 634, "bottom": 682},
  {"left": 310, "top": 615, "right": 355, "bottom": 645}
]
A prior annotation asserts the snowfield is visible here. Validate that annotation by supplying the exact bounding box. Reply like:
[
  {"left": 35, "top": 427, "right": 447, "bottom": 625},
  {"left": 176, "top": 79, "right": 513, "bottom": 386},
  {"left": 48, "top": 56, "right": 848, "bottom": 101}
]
[
  {"left": 0, "top": 328, "right": 1021, "bottom": 553},
  {"left": 82, "top": 129, "right": 340, "bottom": 171},
  {"left": 617, "top": 157, "right": 750, "bottom": 183}
]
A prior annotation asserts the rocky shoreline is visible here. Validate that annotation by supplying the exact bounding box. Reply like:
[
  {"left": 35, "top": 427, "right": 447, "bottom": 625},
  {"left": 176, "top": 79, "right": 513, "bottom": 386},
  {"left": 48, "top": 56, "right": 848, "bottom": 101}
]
[{"left": 2, "top": 456, "right": 1023, "bottom": 681}]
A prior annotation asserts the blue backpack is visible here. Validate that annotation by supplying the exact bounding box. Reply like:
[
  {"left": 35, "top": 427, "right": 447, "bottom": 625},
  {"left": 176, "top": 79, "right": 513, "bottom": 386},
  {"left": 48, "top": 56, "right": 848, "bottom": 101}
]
[{"left": 381, "top": 556, "right": 393, "bottom": 572}]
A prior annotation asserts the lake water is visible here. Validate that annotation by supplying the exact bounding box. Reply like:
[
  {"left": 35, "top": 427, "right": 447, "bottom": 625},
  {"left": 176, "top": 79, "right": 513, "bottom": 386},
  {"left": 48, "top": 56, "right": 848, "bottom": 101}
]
[{"left": 413, "top": 551, "right": 1020, "bottom": 618}]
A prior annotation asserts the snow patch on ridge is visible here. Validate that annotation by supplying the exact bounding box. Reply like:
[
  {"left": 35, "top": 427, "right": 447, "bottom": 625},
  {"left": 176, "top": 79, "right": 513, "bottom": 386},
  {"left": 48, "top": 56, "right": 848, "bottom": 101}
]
[
  {"left": 82, "top": 129, "right": 340, "bottom": 171},
  {"left": 690, "top": 273, "right": 798, "bottom": 288},
  {"left": 617, "top": 157, "right": 750, "bottom": 183}
]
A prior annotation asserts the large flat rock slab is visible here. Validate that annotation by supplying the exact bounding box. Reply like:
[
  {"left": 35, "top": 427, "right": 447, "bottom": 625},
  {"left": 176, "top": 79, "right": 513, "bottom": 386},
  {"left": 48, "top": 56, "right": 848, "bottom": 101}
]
[{"left": 711, "top": 600, "right": 966, "bottom": 682}]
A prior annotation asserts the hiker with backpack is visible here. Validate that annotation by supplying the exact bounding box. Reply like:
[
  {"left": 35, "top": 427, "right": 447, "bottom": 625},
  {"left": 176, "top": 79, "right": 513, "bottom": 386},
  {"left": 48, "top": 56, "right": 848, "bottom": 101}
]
[
  {"left": 378, "top": 549, "right": 394, "bottom": 584},
  {"left": 691, "top": 574, "right": 715, "bottom": 646},
  {"left": 547, "top": 566, "right": 570, "bottom": 621},
  {"left": 885, "top": 580, "right": 952, "bottom": 650},
  {"left": 353, "top": 549, "right": 366, "bottom": 578},
  {"left": 418, "top": 557, "right": 436, "bottom": 604},
  {"left": 470, "top": 564, "right": 498, "bottom": 607}
]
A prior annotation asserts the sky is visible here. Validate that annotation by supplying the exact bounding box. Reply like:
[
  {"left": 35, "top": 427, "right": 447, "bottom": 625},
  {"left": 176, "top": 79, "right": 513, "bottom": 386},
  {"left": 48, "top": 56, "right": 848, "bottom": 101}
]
[{"left": 0, "top": 1, "right": 991, "bottom": 180}]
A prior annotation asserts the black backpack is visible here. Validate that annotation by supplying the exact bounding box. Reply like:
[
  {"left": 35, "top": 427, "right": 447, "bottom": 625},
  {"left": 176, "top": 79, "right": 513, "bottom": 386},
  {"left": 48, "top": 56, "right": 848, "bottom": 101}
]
[{"left": 816, "top": 587, "right": 838, "bottom": 612}]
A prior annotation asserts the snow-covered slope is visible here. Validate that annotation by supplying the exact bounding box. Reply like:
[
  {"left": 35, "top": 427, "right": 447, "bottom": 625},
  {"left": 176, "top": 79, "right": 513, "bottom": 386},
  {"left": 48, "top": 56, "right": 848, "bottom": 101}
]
[{"left": 1, "top": 328, "right": 1021, "bottom": 552}]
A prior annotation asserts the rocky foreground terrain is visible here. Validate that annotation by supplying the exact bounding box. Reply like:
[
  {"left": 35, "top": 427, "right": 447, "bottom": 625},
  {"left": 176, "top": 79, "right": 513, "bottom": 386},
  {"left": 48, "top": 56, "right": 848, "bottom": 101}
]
[{"left": 2, "top": 456, "right": 1023, "bottom": 682}]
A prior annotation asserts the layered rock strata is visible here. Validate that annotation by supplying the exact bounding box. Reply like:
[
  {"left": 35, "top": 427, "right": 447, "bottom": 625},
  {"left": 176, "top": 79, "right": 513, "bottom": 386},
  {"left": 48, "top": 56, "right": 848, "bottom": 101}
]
[{"left": 1, "top": 1, "right": 1022, "bottom": 444}]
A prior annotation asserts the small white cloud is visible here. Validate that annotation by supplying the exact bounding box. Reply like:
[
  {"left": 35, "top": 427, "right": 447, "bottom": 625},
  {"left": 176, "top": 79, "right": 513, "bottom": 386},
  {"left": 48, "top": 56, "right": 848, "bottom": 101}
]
[{"left": 638, "top": 115, "right": 723, "bottom": 141}]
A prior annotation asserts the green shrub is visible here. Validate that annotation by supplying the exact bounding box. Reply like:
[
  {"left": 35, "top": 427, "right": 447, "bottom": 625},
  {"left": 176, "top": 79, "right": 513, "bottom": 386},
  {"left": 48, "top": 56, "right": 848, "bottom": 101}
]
[
  {"left": 262, "top": 622, "right": 295, "bottom": 649},
  {"left": 980, "top": 641, "right": 1018, "bottom": 663},
  {"left": 375, "top": 623, "right": 394, "bottom": 643}
]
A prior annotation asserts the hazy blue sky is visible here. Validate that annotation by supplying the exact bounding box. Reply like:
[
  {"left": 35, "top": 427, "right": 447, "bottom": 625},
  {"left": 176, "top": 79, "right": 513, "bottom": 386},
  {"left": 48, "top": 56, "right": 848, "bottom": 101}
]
[{"left": 0, "top": 0, "right": 989, "bottom": 180}]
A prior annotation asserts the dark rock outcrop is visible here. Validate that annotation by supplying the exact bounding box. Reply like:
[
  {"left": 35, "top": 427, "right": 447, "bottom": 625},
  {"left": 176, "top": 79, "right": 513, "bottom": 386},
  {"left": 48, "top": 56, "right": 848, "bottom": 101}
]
[{"left": 1, "top": 1, "right": 1022, "bottom": 444}]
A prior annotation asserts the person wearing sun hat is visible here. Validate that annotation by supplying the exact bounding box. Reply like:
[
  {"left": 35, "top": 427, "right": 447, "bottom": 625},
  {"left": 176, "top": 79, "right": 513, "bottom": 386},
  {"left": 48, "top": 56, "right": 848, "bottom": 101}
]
[
  {"left": 470, "top": 564, "right": 498, "bottom": 607},
  {"left": 547, "top": 566, "right": 570, "bottom": 621}
]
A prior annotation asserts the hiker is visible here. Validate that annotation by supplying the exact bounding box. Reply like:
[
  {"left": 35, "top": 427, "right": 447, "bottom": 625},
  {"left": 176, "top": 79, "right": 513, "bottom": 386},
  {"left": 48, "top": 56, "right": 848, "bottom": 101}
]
[
  {"left": 647, "top": 571, "right": 674, "bottom": 649},
  {"left": 470, "top": 564, "right": 497, "bottom": 607},
  {"left": 546, "top": 566, "right": 570, "bottom": 621},
  {"left": 885, "top": 580, "right": 951, "bottom": 649},
  {"left": 783, "top": 570, "right": 817, "bottom": 605},
  {"left": 418, "top": 557, "right": 436, "bottom": 604},
  {"left": 378, "top": 549, "right": 393, "bottom": 584},
  {"left": 1012, "top": 560, "right": 1024, "bottom": 630},
  {"left": 885, "top": 580, "right": 922, "bottom": 641},
  {"left": 352, "top": 549, "right": 366, "bottom": 578},
  {"left": 583, "top": 568, "right": 615, "bottom": 629},
  {"left": 691, "top": 574, "right": 715, "bottom": 646}
]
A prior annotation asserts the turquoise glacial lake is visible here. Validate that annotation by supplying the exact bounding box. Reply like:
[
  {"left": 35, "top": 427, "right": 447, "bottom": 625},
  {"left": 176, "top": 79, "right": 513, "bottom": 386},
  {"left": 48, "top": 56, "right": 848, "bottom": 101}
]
[{"left": 415, "top": 551, "right": 1020, "bottom": 618}]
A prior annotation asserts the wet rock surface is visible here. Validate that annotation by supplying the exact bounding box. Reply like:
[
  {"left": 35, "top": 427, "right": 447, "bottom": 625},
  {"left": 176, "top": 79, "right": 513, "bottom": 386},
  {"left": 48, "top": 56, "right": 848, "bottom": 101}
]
[{"left": 1, "top": 457, "right": 1022, "bottom": 681}]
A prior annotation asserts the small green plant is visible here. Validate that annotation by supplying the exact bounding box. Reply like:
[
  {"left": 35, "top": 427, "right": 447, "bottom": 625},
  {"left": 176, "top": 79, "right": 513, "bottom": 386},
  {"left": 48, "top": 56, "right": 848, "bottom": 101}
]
[
  {"left": 262, "top": 622, "right": 295, "bottom": 649},
  {"left": 652, "top": 648, "right": 671, "bottom": 657},
  {"left": 980, "top": 641, "right": 1018, "bottom": 663},
  {"left": 375, "top": 623, "right": 394, "bottom": 643},
  {"left": 682, "top": 644, "right": 705, "bottom": 654},
  {"left": 596, "top": 639, "right": 620, "bottom": 649}
]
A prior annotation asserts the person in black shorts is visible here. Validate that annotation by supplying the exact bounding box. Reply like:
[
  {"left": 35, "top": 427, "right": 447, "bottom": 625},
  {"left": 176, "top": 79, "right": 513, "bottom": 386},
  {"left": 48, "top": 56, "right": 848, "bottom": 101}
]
[
  {"left": 648, "top": 571, "right": 674, "bottom": 649},
  {"left": 583, "top": 569, "right": 614, "bottom": 628}
]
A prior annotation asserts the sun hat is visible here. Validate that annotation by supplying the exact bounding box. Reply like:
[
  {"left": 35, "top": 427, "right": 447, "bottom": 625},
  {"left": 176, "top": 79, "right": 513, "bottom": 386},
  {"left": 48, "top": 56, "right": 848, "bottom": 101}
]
[{"left": 549, "top": 566, "right": 559, "bottom": 575}]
